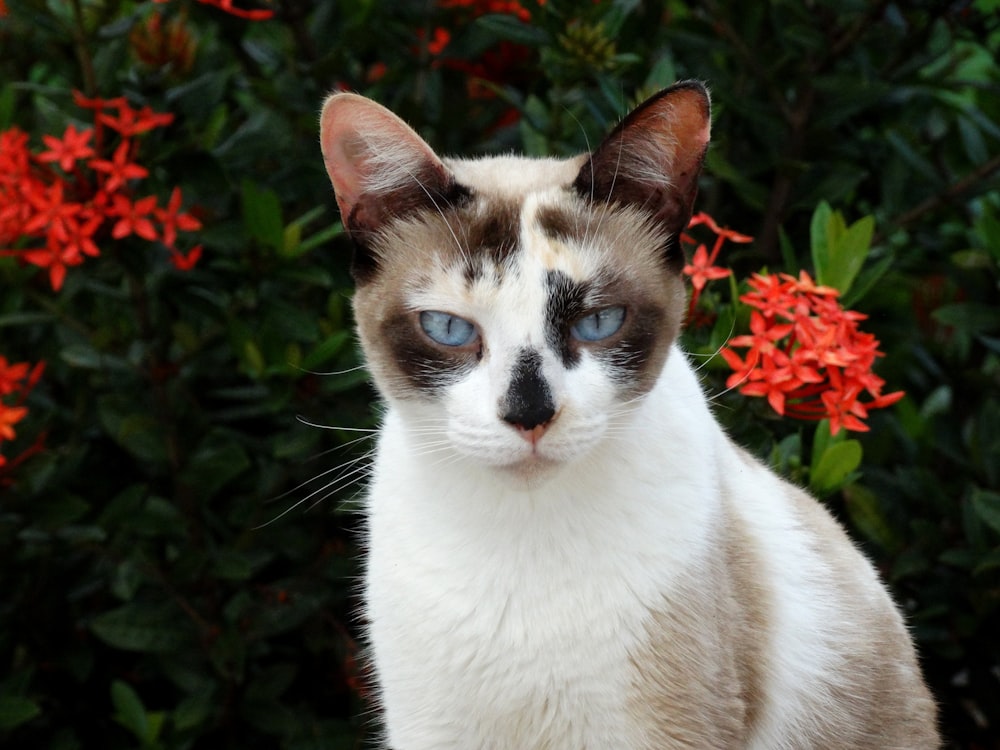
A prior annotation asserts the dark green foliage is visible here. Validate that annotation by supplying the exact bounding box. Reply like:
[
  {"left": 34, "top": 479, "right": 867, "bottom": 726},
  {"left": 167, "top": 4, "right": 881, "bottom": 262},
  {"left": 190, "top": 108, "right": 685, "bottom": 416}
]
[{"left": 0, "top": 1, "right": 997, "bottom": 748}]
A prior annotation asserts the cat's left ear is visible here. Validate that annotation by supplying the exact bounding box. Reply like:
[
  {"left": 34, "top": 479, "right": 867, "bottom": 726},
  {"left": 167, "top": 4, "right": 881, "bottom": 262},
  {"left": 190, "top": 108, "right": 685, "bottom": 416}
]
[
  {"left": 319, "top": 92, "right": 457, "bottom": 237},
  {"left": 573, "top": 81, "right": 711, "bottom": 264}
]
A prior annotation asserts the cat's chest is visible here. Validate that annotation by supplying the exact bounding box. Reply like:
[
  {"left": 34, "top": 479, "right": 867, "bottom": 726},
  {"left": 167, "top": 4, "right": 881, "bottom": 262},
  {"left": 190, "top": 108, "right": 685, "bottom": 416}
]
[
  {"left": 365, "top": 482, "right": 664, "bottom": 749},
  {"left": 363, "top": 418, "right": 717, "bottom": 748}
]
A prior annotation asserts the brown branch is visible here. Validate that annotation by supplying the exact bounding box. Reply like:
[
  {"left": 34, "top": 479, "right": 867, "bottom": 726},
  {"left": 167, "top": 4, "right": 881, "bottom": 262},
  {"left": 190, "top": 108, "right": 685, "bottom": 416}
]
[
  {"left": 877, "top": 153, "right": 1000, "bottom": 240},
  {"left": 69, "top": 0, "right": 97, "bottom": 96},
  {"left": 705, "top": 1, "right": 891, "bottom": 258}
]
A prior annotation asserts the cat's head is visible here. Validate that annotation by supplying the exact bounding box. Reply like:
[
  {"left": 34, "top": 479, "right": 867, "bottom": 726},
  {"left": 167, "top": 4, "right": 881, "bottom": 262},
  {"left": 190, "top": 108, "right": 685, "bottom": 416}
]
[{"left": 319, "top": 83, "right": 710, "bottom": 481}]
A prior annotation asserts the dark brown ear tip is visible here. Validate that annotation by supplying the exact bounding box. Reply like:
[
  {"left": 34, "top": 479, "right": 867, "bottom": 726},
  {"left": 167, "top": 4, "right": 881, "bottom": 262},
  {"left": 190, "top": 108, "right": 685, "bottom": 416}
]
[{"left": 648, "top": 80, "right": 711, "bottom": 112}]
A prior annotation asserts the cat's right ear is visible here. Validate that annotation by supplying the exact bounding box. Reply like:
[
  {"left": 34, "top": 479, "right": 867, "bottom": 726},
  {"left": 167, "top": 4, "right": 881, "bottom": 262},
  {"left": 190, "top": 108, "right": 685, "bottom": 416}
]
[
  {"left": 573, "top": 81, "right": 711, "bottom": 268},
  {"left": 319, "top": 93, "right": 462, "bottom": 262}
]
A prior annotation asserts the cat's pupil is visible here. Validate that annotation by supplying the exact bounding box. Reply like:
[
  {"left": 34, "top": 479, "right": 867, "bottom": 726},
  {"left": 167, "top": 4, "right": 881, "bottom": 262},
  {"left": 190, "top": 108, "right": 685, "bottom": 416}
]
[
  {"left": 419, "top": 310, "right": 477, "bottom": 347},
  {"left": 571, "top": 306, "right": 626, "bottom": 342}
]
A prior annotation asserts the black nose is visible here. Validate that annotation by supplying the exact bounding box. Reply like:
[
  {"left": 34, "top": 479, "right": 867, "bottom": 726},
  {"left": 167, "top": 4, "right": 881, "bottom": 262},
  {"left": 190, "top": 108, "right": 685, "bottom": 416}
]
[
  {"left": 503, "top": 400, "right": 555, "bottom": 430},
  {"left": 500, "top": 349, "right": 555, "bottom": 430}
]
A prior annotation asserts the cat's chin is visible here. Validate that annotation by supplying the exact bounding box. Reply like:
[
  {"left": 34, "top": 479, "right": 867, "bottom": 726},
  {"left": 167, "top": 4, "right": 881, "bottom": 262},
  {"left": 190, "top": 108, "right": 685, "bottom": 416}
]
[{"left": 494, "top": 454, "right": 563, "bottom": 488}]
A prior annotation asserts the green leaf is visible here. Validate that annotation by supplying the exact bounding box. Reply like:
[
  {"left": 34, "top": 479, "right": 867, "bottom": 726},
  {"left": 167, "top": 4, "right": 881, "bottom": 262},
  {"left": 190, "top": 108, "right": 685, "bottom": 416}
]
[
  {"left": 241, "top": 180, "right": 284, "bottom": 252},
  {"left": 643, "top": 54, "right": 677, "bottom": 91},
  {"left": 474, "top": 14, "right": 551, "bottom": 46},
  {"left": 810, "top": 201, "right": 874, "bottom": 294},
  {"left": 0, "top": 311, "right": 53, "bottom": 328},
  {"left": 242, "top": 340, "right": 265, "bottom": 377},
  {"left": 810, "top": 200, "right": 835, "bottom": 283},
  {"left": 829, "top": 214, "right": 874, "bottom": 294},
  {"left": 173, "top": 688, "right": 215, "bottom": 733},
  {"left": 971, "top": 489, "right": 1000, "bottom": 535},
  {"left": 60, "top": 343, "right": 103, "bottom": 369},
  {"left": 179, "top": 430, "right": 251, "bottom": 502},
  {"left": 778, "top": 226, "right": 798, "bottom": 272},
  {"left": 111, "top": 559, "right": 144, "bottom": 602},
  {"left": 300, "top": 331, "right": 350, "bottom": 372},
  {"left": 111, "top": 680, "right": 149, "bottom": 743},
  {"left": 211, "top": 550, "right": 255, "bottom": 582},
  {"left": 0, "top": 695, "right": 42, "bottom": 731},
  {"left": 97, "top": 398, "right": 169, "bottom": 465},
  {"left": 844, "top": 484, "right": 898, "bottom": 552},
  {"left": 293, "top": 221, "right": 344, "bottom": 257},
  {"left": 885, "top": 130, "right": 942, "bottom": 186},
  {"left": 932, "top": 303, "right": 1000, "bottom": 335},
  {"left": 91, "top": 603, "right": 193, "bottom": 653},
  {"left": 842, "top": 253, "right": 894, "bottom": 308},
  {"left": 973, "top": 549, "right": 1000, "bottom": 576},
  {"left": 810, "top": 419, "right": 841, "bottom": 473},
  {"left": 281, "top": 207, "right": 343, "bottom": 258},
  {"left": 810, "top": 440, "right": 862, "bottom": 496}
]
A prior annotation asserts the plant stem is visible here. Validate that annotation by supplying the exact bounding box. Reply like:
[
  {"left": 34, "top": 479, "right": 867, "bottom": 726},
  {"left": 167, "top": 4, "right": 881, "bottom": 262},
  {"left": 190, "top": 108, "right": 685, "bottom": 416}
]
[{"left": 69, "top": 0, "right": 98, "bottom": 97}]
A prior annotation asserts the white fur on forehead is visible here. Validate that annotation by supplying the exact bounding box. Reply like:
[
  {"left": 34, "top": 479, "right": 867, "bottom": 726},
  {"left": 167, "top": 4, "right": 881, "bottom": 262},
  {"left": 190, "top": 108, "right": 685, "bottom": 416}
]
[{"left": 444, "top": 155, "right": 588, "bottom": 198}]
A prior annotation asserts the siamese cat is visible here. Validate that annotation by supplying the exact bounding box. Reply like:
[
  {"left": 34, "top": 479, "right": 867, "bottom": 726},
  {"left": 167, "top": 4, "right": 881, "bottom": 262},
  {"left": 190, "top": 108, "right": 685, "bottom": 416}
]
[{"left": 318, "top": 81, "right": 939, "bottom": 749}]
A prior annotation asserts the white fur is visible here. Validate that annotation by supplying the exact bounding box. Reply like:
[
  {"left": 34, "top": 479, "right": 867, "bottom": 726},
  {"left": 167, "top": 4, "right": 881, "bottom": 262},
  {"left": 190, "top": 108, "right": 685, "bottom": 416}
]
[
  {"left": 368, "top": 347, "right": 704, "bottom": 748},
  {"left": 365, "top": 339, "right": 872, "bottom": 749},
  {"left": 363, "top": 190, "right": 863, "bottom": 748}
]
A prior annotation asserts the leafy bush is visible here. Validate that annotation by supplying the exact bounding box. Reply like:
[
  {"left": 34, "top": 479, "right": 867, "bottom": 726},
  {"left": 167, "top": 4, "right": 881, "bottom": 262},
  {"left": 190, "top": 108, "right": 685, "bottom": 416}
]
[{"left": 1, "top": 1, "right": 998, "bottom": 748}]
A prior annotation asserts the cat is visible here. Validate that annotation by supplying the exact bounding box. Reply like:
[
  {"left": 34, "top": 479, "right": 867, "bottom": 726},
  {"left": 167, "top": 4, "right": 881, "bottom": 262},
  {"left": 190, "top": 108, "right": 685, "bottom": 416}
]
[{"left": 318, "top": 81, "right": 940, "bottom": 749}]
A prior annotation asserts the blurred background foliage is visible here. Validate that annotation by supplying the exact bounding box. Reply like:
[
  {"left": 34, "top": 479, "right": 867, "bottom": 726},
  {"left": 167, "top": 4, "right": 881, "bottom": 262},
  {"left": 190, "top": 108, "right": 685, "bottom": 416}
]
[{"left": 0, "top": 0, "right": 998, "bottom": 747}]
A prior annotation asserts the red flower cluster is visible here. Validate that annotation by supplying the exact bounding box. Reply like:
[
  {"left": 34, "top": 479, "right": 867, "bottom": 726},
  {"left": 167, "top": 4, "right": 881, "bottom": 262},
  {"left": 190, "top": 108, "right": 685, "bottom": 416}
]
[
  {"left": 682, "top": 211, "right": 751, "bottom": 319},
  {"left": 439, "top": 0, "right": 534, "bottom": 22},
  {"left": 152, "top": 0, "right": 274, "bottom": 21},
  {"left": 0, "top": 92, "right": 202, "bottom": 291},
  {"left": 428, "top": 0, "right": 539, "bottom": 106},
  {"left": 0, "top": 357, "right": 45, "bottom": 481},
  {"left": 721, "top": 272, "right": 905, "bottom": 434}
]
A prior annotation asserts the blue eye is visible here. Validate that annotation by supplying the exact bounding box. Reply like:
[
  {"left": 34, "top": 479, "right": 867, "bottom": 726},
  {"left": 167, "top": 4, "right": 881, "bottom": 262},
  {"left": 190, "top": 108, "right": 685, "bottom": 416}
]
[
  {"left": 419, "top": 311, "right": 478, "bottom": 347},
  {"left": 570, "top": 306, "right": 626, "bottom": 342}
]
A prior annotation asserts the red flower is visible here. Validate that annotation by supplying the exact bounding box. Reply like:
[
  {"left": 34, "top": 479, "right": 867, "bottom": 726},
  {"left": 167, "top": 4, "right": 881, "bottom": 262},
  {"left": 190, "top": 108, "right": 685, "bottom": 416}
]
[
  {"left": 22, "top": 235, "right": 85, "bottom": 291},
  {"left": 688, "top": 211, "right": 753, "bottom": 244},
  {"left": 169, "top": 244, "right": 203, "bottom": 271},
  {"left": 0, "top": 360, "right": 45, "bottom": 478},
  {"left": 738, "top": 351, "right": 795, "bottom": 416},
  {"left": 109, "top": 194, "right": 159, "bottom": 241},
  {"left": 0, "top": 404, "right": 27, "bottom": 442},
  {"left": 56, "top": 210, "right": 103, "bottom": 260},
  {"left": 155, "top": 186, "right": 202, "bottom": 248},
  {"left": 37, "top": 124, "right": 95, "bottom": 172},
  {"left": 196, "top": 0, "right": 274, "bottom": 20},
  {"left": 98, "top": 102, "right": 174, "bottom": 137},
  {"left": 90, "top": 140, "right": 149, "bottom": 192},
  {"left": 153, "top": 0, "right": 274, "bottom": 19},
  {"left": 71, "top": 91, "right": 128, "bottom": 112},
  {"left": 682, "top": 212, "right": 752, "bottom": 320},
  {"left": 422, "top": 27, "right": 452, "bottom": 56},
  {"left": 683, "top": 243, "right": 731, "bottom": 293},
  {"left": 0, "top": 357, "right": 30, "bottom": 397},
  {"left": 820, "top": 377, "right": 870, "bottom": 435},
  {"left": 22, "top": 179, "right": 82, "bottom": 239}
]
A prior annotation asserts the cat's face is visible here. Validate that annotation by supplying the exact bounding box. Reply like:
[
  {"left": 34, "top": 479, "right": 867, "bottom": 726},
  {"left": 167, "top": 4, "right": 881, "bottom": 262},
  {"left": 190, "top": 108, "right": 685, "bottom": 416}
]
[{"left": 320, "top": 84, "right": 710, "bottom": 480}]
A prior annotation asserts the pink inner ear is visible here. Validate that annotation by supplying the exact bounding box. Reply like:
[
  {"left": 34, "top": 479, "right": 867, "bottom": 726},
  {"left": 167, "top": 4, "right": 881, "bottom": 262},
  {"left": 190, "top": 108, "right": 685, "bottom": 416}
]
[
  {"left": 631, "top": 85, "right": 711, "bottom": 179},
  {"left": 319, "top": 93, "right": 444, "bottom": 224}
]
